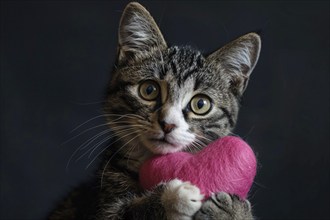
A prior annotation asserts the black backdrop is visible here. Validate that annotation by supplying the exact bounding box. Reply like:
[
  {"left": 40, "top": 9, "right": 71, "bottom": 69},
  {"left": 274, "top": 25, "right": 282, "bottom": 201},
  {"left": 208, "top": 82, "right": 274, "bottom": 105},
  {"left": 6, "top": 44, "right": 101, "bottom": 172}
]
[{"left": 1, "top": 1, "right": 329, "bottom": 219}]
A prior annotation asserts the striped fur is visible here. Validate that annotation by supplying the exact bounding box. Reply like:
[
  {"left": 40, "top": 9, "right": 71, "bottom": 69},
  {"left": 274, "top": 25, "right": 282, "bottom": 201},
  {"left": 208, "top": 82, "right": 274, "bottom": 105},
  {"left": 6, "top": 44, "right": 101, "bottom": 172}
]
[{"left": 50, "top": 2, "right": 260, "bottom": 220}]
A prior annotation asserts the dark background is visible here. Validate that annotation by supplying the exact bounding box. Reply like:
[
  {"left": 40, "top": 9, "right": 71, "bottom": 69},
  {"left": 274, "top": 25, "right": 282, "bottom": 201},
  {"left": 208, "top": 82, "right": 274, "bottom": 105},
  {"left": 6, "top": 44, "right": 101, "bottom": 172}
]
[{"left": 1, "top": 1, "right": 329, "bottom": 219}]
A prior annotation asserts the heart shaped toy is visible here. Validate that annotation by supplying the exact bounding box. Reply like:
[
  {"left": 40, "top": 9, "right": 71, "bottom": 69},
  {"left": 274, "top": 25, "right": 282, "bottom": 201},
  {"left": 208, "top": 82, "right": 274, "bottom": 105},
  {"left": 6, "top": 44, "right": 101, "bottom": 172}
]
[{"left": 139, "top": 136, "right": 256, "bottom": 198}]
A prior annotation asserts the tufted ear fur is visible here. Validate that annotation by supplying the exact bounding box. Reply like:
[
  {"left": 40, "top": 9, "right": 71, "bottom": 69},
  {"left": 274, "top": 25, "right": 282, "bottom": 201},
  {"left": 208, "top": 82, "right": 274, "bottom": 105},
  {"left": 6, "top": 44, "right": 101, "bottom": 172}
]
[
  {"left": 117, "top": 2, "right": 167, "bottom": 64},
  {"left": 207, "top": 33, "right": 261, "bottom": 96}
]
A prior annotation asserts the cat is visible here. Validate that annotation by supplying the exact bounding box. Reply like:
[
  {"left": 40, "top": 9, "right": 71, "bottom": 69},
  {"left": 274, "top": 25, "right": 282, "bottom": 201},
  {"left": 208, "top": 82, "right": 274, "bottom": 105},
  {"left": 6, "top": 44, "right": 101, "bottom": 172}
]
[{"left": 49, "top": 2, "right": 261, "bottom": 220}]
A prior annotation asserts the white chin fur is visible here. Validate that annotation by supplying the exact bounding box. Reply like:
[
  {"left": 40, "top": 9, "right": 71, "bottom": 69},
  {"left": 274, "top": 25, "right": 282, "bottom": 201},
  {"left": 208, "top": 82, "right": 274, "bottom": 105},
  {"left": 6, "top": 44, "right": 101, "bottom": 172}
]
[
  {"left": 141, "top": 139, "right": 183, "bottom": 154},
  {"left": 154, "top": 143, "right": 185, "bottom": 154},
  {"left": 142, "top": 133, "right": 195, "bottom": 155}
]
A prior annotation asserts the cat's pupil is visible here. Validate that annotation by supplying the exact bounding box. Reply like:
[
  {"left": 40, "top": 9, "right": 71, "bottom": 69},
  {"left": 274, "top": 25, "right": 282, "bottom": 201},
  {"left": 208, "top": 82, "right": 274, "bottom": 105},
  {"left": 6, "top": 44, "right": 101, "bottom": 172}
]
[
  {"left": 146, "top": 85, "right": 155, "bottom": 95},
  {"left": 197, "top": 99, "right": 206, "bottom": 109}
]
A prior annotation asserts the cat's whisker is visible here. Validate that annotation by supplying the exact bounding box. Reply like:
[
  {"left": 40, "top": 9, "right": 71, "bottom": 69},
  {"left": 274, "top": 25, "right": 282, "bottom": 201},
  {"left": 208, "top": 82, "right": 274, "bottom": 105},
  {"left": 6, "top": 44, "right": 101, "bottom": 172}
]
[
  {"left": 69, "top": 113, "right": 145, "bottom": 134},
  {"left": 198, "top": 139, "right": 208, "bottom": 148},
  {"left": 76, "top": 129, "right": 135, "bottom": 162},
  {"left": 105, "top": 113, "right": 145, "bottom": 121},
  {"left": 86, "top": 129, "right": 145, "bottom": 170},
  {"left": 69, "top": 114, "right": 111, "bottom": 134},
  {"left": 136, "top": 119, "right": 152, "bottom": 126},
  {"left": 75, "top": 137, "right": 112, "bottom": 163},
  {"left": 186, "top": 144, "right": 195, "bottom": 153},
  {"left": 110, "top": 124, "right": 144, "bottom": 131},
  {"left": 194, "top": 138, "right": 208, "bottom": 150},
  {"left": 66, "top": 129, "right": 112, "bottom": 170},
  {"left": 62, "top": 122, "right": 113, "bottom": 146},
  {"left": 63, "top": 121, "right": 144, "bottom": 147},
  {"left": 79, "top": 129, "right": 113, "bottom": 151},
  {"left": 87, "top": 128, "right": 143, "bottom": 159},
  {"left": 78, "top": 128, "right": 142, "bottom": 163},
  {"left": 87, "top": 136, "right": 116, "bottom": 159},
  {"left": 194, "top": 133, "right": 213, "bottom": 144},
  {"left": 189, "top": 141, "right": 200, "bottom": 150},
  {"left": 73, "top": 125, "right": 142, "bottom": 157},
  {"left": 190, "top": 141, "right": 203, "bottom": 152},
  {"left": 69, "top": 127, "right": 142, "bottom": 168},
  {"left": 108, "top": 120, "right": 142, "bottom": 125}
]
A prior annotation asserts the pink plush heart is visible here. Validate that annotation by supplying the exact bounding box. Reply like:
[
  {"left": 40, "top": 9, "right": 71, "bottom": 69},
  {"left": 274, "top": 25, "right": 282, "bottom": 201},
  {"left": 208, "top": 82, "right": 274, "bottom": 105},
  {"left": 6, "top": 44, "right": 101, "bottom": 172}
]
[{"left": 139, "top": 136, "right": 256, "bottom": 198}]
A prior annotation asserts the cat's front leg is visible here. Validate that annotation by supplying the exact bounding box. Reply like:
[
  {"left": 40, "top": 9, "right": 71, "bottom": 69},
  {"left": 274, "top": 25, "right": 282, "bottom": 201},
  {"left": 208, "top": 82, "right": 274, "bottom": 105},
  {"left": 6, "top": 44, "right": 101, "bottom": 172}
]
[
  {"left": 194, "top": 192, "right": 253, "bottom": 220},
  {"left": 162, "top": 179, "right": 204, "bottom": 220},
  {"left": 102, "top": 178, "right": 203, "bottom": 220}
]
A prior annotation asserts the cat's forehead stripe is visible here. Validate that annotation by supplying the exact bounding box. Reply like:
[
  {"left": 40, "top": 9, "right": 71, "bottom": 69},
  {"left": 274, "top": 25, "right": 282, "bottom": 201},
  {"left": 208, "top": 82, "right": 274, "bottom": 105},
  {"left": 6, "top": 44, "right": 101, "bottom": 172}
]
[{"left": 165, "top": 46, "right": 205, "bottom": 88}]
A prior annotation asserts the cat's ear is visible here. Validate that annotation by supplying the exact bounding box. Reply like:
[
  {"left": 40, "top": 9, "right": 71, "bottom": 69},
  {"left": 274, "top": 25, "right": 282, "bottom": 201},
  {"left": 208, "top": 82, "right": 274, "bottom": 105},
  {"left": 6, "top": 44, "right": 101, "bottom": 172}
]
[
  {"left": 117, "top": 2, "right": 167, "bottom": 64},
  {"left": 207, "top": 33, "right": 261, "bottom": 96}
]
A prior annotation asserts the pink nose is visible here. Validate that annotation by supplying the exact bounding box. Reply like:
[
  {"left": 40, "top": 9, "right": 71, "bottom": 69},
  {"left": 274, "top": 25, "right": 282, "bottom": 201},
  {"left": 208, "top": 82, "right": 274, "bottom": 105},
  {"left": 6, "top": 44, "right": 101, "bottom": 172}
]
[{"left": 159, "top": 121, "right": 176, "bottom": 134}]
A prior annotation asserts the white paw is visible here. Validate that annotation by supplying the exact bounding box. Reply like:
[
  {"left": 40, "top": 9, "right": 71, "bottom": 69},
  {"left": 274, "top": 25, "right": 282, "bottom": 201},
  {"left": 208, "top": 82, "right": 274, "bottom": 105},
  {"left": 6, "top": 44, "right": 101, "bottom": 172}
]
[{"left": 161, "top": 179, "right": 204, "bottom": 220}]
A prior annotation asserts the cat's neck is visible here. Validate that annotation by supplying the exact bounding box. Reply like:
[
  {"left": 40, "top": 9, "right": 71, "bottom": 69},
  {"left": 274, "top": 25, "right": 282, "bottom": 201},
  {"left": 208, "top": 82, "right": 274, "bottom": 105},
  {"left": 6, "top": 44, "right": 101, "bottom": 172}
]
[{"left": 111, "top": 141, "right": 154, "bottom": 173}]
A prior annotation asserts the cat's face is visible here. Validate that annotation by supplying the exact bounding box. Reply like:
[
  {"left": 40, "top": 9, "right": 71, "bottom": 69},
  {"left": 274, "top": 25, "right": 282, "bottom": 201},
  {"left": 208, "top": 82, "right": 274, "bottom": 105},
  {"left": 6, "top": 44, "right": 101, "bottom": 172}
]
[{"left": 104, "top": 2, "right": 261, "bottom": 155}]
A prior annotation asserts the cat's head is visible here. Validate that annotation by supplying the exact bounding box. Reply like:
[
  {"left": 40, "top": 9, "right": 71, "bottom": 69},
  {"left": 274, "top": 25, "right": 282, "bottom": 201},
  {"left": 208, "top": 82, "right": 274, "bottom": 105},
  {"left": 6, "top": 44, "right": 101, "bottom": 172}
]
[{"left": 104, "top": 2, "right": 261, "bottom": 155}]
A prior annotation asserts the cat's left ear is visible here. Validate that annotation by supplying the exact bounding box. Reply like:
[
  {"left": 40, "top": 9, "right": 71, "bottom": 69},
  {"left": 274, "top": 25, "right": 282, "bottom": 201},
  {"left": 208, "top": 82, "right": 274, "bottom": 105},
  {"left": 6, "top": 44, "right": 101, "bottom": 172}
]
[
  {"left": 207, "top": 33, "right": 261, "bottom": 96},
  {"left": 117, "top": 2, "right": 167, "bottom": 64}
]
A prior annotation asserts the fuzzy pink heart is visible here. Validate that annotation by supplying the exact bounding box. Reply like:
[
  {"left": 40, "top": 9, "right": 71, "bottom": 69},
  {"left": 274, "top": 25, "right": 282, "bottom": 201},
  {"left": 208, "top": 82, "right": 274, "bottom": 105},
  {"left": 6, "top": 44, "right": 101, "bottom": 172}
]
[{"left": 139, "top": 136, "right": 257, "bottom": 198}]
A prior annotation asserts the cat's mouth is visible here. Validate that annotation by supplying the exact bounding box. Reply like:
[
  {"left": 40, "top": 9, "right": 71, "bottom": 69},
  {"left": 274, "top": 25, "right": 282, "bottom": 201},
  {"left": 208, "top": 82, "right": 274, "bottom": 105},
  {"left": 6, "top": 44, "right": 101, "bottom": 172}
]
[
  {"left": 145, "top": 137, "right": 182, "bottom": 154},
  {"left": 149, "top": 137, "right": 172, "bottom": 145},
  {"left": 150, "top": 137, "right": 171, "bottom": 144}
]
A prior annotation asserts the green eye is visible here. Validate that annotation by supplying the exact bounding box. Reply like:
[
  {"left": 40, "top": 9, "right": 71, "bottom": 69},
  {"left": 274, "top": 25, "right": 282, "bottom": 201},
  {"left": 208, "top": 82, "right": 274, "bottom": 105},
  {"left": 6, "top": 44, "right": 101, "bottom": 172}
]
[
  {"left": 139, "top": 80, "right": 160, "bottom": 101},
  {"left": 190, "top": 95, "right": 212, "bottom": 115}
]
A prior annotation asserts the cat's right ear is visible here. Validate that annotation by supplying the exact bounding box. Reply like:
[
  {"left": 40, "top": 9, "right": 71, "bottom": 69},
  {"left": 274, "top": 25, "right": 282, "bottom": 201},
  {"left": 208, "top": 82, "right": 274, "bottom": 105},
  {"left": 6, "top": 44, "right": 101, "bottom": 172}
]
[{"left": 117, "top": 2, "right": 167, "bottom": 64}]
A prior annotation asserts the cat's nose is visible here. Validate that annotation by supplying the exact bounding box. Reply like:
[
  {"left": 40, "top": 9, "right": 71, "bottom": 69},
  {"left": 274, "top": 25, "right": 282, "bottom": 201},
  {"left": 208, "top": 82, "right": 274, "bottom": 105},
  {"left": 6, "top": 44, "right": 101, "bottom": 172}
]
[{"left": 159, "top": 120, "right": 177, "bottom": 134}]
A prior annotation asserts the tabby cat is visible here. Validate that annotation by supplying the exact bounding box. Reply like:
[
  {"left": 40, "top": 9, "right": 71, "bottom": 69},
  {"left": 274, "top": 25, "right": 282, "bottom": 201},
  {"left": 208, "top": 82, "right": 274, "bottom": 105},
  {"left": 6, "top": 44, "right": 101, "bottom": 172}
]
[{"left": 50, "top": 2, "right": 261, "bottom": 220}]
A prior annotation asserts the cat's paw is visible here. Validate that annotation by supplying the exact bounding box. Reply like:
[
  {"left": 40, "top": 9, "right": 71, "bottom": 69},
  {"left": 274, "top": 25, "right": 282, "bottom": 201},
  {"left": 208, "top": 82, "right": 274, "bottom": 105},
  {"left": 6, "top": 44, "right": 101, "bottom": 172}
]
[
  {"left": 194, "top": 192, "right": 253, "bottom": 220},
  {"left": 161, "top": 179, "right": 204, "bottom": 220}
]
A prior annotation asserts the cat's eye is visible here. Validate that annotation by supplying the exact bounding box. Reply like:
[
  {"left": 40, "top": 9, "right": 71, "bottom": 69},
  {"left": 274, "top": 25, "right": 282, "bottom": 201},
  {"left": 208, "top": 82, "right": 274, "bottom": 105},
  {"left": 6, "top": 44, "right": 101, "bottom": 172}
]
[
  {"left": 139, "top": 80, "right": 160, "bottom": 101},
  {"left": 190, "top": 95, "right": 212, "bottom": 115}
]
